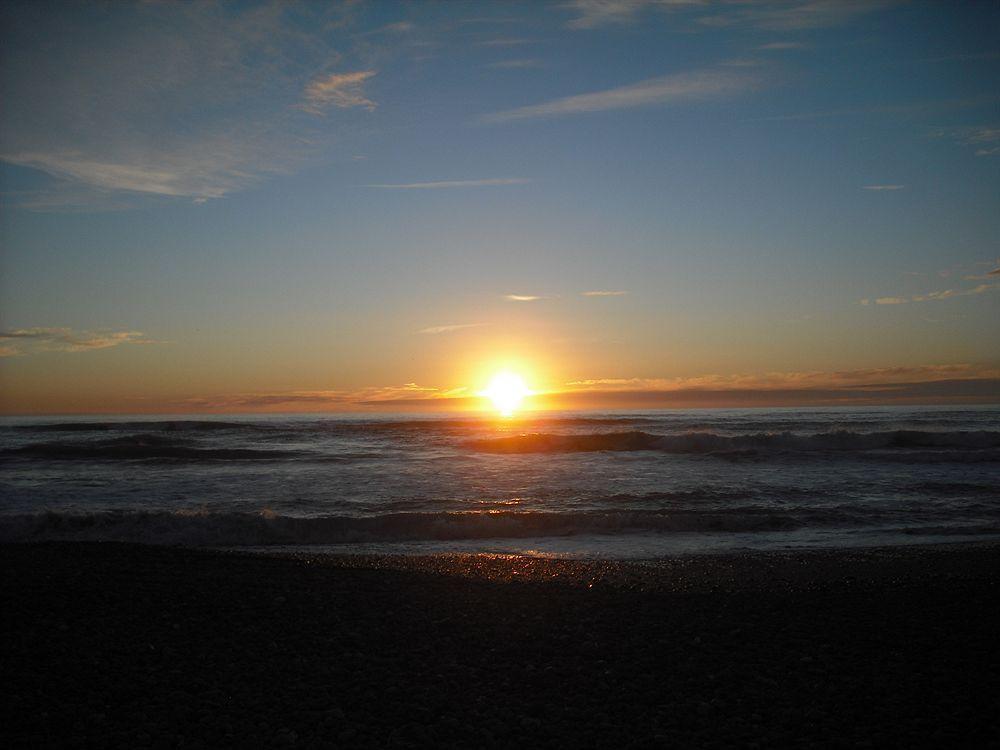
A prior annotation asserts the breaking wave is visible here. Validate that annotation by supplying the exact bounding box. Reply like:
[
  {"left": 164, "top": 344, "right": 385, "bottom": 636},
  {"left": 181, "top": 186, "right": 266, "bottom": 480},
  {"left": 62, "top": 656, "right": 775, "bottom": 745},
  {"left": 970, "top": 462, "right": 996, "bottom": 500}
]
[
  {"left": 467, "top": 429, "right": 1000, "bottom": 459},
  {"left": 8, "top": 420, "right": 272, "bottom": 433},
  {"left": 0, "top": 506, "right": 944, "bottom": 546},
  {"left": 0, "top": 434, "right": 305, "bottom": 462}
]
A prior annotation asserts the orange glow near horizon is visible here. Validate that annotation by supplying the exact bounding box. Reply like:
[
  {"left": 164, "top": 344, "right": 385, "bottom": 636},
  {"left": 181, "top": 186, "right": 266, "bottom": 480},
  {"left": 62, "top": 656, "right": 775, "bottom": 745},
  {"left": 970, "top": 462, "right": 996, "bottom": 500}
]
[{"left": 479, "top": 371, "right": 533, "bottom": 417}]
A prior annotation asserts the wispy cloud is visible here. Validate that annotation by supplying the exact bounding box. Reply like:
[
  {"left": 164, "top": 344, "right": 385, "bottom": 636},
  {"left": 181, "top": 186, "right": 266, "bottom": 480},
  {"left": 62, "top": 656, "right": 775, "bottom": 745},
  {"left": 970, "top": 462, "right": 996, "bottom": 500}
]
[
  {"left": 961, "top": 126, "right": 1000, "bottom": 144},
  {"left": 0, "top": 327, "right": 160, "bottom": 357},
  {"left": 418, "top": 324, "right": 485, "bottom": 335},
  {"left": 931, "top": 125, "right": 1000, "bottom": 157},
  {"left": 582, "top": 290, "right": 629, "bottom": 297},
  {"left": 957, "top": 126, "right": 999, "bottom": 156},
  {"left": 0, "top": 151, "right": 273, "bottom": 201},
  {"left": 698, "top": 0, "right": 897, "bottom": 31},
  {"left": 912, "top": 283, "right": 1000, "bottom": 302},
  {"left": 864, "top": 282, "right": 1000, "bottom": 306},
  {"left": 750, "top": 96, "right": 992, "bottom": 124},
  {"left": 369, "top": 21, "right": 416, "bottom": 35},
  {"left": 505, "top": 294, "right": 545, "bottom": 302},
  {"left": 169, "top": 362, "right": 1000, "bottom": 411},
  {"left": 963, "top": 271, "right": 1000, "bottom": 281},
  {"left": 302, "top": 71, "right": 378, "bottom": 113},
  {"left": 561, "top": 0, "right": 895, "bottom": 31},
  {"left": 177, "top": 391, "right": 349, "bottom": 409},
  {"left": 919, "top": 51, "right": 1000, "bottom": 63},
  {"left": 565, "top": 363, "right": 1000, "bottom": 392},
  {"left": 180, "top": 382, "right": 457, "bottom": 410},
  {"left": 367, "top": 178, "right": 531, "bottom": 189},
  {"left": 480, "top": 65, "right": 764, "bottom": 123},
  {"left": 863, "top": 184, "right": 905, "bottom": 191},
  {"left": 757, "top": 41, "right": 808, "bottom": 51},
  {"left": 562, "top": 0, "right": 660, "bottom": 30},
  {"left": 478, "top": 38, "right": 532, "bottom": 47},
  {"left": 0, "top": 2, "right": 362, "bottom": 204},
  {"left": 1, "top": 185, "right": 136, "bottom": 213},
  {"left": 353, "top": 383, "right": 444, "bottom": 402},
  {"left": 489, "top": 59, "right": 543, "bottom": 69}
]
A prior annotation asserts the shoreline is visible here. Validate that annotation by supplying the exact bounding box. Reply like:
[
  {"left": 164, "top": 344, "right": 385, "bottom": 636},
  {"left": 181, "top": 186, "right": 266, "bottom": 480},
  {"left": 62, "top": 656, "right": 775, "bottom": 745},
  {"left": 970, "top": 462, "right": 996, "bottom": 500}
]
[
  {"left": 236, "top": 537, "right": 1000, "bottom": 589},
  {"left": 4, "top": 540, "right": 999, "bottom": 747}
]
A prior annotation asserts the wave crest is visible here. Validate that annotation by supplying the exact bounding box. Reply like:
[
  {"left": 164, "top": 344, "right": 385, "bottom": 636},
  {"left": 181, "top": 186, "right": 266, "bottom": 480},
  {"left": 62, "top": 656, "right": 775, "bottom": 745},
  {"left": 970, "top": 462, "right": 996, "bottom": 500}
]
[
  {"left": 1, "top": 434, "right": 303, "bottom": 461},
  {"left": 467, "top": 429, "right": 1000, "bottom": 457},
  {"left": 0, "top": 507, "right": 878, "bottom": 546}
]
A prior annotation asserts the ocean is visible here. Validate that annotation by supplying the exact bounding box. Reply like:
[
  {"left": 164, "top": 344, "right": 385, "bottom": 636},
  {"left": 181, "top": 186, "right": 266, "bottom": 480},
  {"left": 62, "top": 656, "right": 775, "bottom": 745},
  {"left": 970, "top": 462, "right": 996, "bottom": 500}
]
[{"left": 2, "top": 406, "right": 998, "bottom": 557}]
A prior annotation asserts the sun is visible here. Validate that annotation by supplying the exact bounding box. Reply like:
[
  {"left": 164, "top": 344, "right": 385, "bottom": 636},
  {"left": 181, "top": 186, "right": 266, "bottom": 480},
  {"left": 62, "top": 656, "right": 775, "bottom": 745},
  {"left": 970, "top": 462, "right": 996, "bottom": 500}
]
[{"left": 480, "top": 371, "right": 532, "bottom": 417}]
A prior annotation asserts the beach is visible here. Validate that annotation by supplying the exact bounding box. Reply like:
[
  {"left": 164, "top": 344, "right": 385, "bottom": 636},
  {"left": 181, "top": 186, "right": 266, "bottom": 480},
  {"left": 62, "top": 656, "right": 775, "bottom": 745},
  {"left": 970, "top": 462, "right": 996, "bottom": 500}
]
[{"left": 4, "top": 541, "right": 999, "bottom": 748}]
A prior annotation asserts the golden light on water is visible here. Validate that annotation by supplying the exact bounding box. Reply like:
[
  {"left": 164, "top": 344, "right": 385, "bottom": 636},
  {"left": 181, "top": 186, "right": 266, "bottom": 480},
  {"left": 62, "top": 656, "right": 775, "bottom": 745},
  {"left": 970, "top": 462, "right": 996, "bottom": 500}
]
[{"left": 480, "top": 371, "right": 532, "bottom": 417}]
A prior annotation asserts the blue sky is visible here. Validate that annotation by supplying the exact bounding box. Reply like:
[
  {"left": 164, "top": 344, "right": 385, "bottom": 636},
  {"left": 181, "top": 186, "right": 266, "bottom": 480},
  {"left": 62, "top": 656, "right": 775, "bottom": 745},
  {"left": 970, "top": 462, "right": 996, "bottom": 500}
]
[{"left": 0, "top": 0, "right": 998, "bottom": 412}]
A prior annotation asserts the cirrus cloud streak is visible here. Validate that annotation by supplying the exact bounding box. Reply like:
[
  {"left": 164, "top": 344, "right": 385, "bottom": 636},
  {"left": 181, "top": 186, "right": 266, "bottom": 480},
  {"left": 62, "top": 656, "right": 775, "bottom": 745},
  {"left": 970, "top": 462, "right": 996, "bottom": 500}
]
[
  {"left": 0, "top": 327, "right": 161, "bottom": 357},
  {"left": 418, "top": 324, "right": 485, "bottom": 335},
  {"left": 860, "top": 282, "right": 999, "bottom": 306},
  {"left": 480, "top": 65, "right": 765, "bottom": 123},
  {"left": 366, "top": 178, "right": 531, "bottom": 189}
]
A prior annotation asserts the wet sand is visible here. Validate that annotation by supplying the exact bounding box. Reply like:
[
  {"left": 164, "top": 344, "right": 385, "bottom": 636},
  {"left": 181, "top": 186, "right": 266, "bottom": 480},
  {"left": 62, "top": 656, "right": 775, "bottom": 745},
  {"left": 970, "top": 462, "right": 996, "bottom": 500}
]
[{"left": 3, "top": 541, "right": 999, "bottom": 748}]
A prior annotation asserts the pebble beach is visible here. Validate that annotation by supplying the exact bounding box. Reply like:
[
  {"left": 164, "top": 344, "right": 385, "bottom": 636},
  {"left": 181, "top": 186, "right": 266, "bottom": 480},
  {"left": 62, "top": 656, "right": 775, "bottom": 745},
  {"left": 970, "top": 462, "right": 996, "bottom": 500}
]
[{"left": 4, "top": 541, "right": 999, "bottom": 748}]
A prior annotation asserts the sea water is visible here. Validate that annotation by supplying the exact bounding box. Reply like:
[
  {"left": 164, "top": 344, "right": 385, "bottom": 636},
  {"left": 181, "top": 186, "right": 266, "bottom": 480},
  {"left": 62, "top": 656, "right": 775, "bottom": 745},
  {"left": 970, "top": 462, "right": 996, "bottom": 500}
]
[{"left": 1, "top": 406, "right": 998, "bottom": 557}]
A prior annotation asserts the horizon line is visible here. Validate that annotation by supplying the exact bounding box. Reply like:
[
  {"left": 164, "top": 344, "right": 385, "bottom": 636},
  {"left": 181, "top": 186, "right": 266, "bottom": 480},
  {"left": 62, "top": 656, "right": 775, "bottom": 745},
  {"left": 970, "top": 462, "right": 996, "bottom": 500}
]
[{"left": 4, "top": 378, "right": 998, "bottom": 416}]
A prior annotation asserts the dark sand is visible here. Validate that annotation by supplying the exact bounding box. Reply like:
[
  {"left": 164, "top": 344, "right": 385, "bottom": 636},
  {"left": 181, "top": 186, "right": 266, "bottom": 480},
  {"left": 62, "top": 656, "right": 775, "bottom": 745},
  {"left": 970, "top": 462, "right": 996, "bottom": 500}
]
[{"left": 3, "top": 542, "right": 999, "bottom": 749}]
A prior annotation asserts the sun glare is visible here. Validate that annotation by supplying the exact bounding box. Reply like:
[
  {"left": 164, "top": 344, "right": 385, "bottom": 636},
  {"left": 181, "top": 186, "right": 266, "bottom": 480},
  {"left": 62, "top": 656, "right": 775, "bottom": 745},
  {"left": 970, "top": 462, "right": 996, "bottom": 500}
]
[{"left": 481, "top": 371, "right": 531, "bottom": 416}]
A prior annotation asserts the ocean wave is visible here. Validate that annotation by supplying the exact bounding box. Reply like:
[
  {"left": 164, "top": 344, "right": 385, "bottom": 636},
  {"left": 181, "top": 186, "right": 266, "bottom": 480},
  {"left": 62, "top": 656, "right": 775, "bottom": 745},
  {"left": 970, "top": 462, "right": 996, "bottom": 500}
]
[
  {"left": 0, "top": 507, "right": 897, "bottom": 545},
  {"left": 603, "top": 489, "right": 759, "bottom": 504},
  {"left": 904, "top": 481, "right": 1000, "bottom": 495},
  {"left": 0, "top": 434, "right": 304, "bottom": 462},
  {"left": 8, "top": 420, "right": 273, "bottom": 433},
  {"left": 466, "top": 429, "right": 1000, "bottom": 457}
]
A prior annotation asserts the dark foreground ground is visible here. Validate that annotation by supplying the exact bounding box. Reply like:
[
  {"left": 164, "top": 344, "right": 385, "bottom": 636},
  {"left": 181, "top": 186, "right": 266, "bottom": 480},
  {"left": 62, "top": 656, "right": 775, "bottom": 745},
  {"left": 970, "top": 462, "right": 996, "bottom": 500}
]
[{"left": 3, "top": 542, "right": 999, "bottom": 749}]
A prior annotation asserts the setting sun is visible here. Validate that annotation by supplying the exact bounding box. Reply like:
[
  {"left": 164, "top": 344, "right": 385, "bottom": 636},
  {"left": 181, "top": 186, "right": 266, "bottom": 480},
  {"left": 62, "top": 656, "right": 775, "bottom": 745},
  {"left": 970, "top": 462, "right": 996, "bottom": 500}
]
[{"left": 481, "top": 372, "right": 532, "bottom": 416}]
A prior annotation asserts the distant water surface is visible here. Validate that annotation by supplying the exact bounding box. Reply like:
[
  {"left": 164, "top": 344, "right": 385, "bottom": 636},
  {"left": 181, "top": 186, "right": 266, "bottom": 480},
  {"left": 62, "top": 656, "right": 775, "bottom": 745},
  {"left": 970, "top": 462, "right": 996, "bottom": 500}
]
[{"left": 1, "top": 406, "right": 998, "bottom": 557}]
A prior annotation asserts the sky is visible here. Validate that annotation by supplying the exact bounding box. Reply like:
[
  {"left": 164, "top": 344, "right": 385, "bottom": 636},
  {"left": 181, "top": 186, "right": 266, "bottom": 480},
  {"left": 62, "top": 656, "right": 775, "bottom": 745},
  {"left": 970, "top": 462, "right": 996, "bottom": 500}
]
[{"left": 0, "top": 0, "right": 998, "bottom": 414}]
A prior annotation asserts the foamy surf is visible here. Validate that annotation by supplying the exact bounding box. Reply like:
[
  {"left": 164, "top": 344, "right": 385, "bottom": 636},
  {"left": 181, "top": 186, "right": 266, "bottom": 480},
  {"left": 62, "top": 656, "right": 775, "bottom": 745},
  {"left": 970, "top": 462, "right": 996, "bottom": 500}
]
[
  {"left": 466, "top": 429, "right": 1000, "bottom": 456},
  {"left": 3, "top": 508, "right": 998, "bottom": 548}
]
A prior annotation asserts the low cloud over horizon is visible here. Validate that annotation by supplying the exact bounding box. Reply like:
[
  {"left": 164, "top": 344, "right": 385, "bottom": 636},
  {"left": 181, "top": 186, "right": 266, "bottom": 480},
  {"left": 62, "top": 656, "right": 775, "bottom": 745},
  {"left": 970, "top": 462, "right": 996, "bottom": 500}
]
[
  {"left": 563, "top": 363, "right": 1000, "bottom": 393},
  {"left": 51, "top": 362, "right": 998, "bottom": 415}
]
